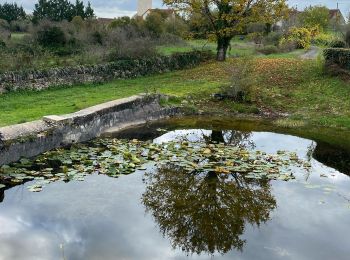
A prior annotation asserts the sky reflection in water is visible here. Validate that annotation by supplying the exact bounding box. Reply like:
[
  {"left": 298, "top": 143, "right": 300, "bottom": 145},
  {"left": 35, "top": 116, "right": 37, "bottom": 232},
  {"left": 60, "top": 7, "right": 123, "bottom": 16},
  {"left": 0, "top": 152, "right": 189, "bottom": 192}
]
[{"left": 0, "top": 130, "right": 350, "bottom": 260}]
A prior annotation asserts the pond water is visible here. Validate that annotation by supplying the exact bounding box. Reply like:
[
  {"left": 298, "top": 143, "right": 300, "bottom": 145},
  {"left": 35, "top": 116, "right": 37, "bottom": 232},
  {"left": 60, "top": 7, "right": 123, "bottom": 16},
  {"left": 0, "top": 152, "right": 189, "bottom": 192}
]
[{"left": 1, "top": 119, "right": 350, "bottom": 260}]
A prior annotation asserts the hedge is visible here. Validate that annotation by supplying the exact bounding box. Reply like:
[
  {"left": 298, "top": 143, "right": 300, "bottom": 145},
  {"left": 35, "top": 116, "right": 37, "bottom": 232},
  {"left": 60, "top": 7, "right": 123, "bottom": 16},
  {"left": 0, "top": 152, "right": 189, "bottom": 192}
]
[
  {"left": 0, "top": 50, "right": 214, "bottom": 93},
  {"left": 323, "top": 48, "right": 350, "bottom": 70}
]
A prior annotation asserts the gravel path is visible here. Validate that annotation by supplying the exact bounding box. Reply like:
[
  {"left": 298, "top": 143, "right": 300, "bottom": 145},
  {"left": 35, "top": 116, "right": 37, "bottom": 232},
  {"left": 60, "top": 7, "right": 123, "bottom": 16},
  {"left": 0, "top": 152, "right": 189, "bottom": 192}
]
[{"left": 300, "top": 46, "right": 320, "bottom": 59}]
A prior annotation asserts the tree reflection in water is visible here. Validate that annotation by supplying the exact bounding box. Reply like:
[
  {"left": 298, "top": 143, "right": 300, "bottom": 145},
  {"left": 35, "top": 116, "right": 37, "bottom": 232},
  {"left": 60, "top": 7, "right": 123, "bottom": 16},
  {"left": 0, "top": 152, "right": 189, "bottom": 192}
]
[
  {"left": 142, "top": 167, "right": 276, "bottom": 255},
  {"left": 0, "top": 190, "right": 4, "bottom": 203},
  {"left": 172, "top": 130, "right": 255, "bottom": 149},
  {"left": 142, "top": 130, "right": 276, "bottom": 255},
  {"left": 209, "top": 130, "right": 255, "bottom": 149}
]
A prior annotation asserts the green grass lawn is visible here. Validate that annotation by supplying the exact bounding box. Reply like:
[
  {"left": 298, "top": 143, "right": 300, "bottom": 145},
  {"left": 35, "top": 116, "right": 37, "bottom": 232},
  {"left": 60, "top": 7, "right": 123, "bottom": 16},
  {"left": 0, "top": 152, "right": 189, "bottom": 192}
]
[
  {"left": 1, "top": 55, "right": 349, "bottom": 130},
  {"left": 0, "top": 63, "right": 223, "bottom": 126},
  {"left": 10, "top": 32, "right": 29, "bottom": 43},
  {"left": 248, "top": 58, "right": 350, "bottom": 129},
  {"left": 157, "top": 39, "right": 255, "bottom": 57},
  {"left": 157, "top": 39, "right": 306, "bottom": 59}
]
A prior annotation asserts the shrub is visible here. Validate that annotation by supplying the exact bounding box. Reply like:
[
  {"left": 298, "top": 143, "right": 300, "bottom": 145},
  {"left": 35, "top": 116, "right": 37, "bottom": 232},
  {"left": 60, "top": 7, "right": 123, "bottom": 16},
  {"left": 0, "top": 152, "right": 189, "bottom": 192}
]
[
  {"left": 36, "top": 25, "right": 66, "bottom": 48},
  {"left": 280, "top": 27, "right": 311, "bottom": 49},
  {"left": 329, "top": 40, "right": 346, "bottom": 48},
  {"left": 106, "top": 26, "right": 157, "bottom": 60},
  {"left": 156, "top": 33, "right": 185, "bottom": 46},
  {"left": 10, "top": 19, "right": 30, "bottom": 32},
  {"left": 144, "top": 11, "right": 165, "bottom": 36},
  {"left": 0, "top": 19, "right": 9, "bottom": 30},
  {"left": 262, "top": 32, "right": 282, "bottom": 46},
  {"left": 324, "top": 48, "right": 350, "bottom": 70},
  {"left": 247, "top": 32, "right": 263, "bottom": 44},
  {"left": 256, "top": 45, "right": 279, "bottom": 55},
  {"left": 109, "top": 16, "right": 131, "bottom": 28},
  {"left": 71, "top": 16, "right": 84, "bottom": 30},
  {"left": 278, "top": 41, "right": 297, "bottom": 52},
  {"left": 164, "top": 16, "right": 189, "bottom": 38},
  {"left": 308, "top": 26, "right": 320, "bottom": 37},
  {"left": 91, "top": 30, "right": 103, "bottom": 45},
  {"left": 246, "top": 23, "right": 266, "bottom": 34},
  {"left": 32, "top": 20, "right": 85, "bottom": 56},
  {"left": 0, "top": 27, "right": 10, "bottom": 41},
  {"left": 312, "top": 33, "right": 334, "bottom": 46},
  {"left": 219, "top": 58, "right": 257, "bottom": 102},
  {"left": 108, "top": 38, "right": 157, "bottom": 60},
  {"left": 299, "top": 6, "right": 330, "bottom": 31}
]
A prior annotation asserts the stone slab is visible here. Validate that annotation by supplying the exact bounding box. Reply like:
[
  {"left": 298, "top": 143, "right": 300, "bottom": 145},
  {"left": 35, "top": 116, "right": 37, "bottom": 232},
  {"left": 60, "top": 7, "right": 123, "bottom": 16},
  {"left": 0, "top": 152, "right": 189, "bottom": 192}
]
[{"left": 0, "top": 94, "right": 180, "bottom": 165}]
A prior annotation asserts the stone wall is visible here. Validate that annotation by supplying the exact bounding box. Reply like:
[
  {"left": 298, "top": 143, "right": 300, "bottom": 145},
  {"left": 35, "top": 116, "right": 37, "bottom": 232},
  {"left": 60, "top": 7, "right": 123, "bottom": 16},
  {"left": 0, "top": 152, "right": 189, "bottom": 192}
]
[
  {"left": 0, "top": 95, "right": 180, "bottom": 165},
  {"left": 0, "top": 51, "right": 212, "bottom": 93}
]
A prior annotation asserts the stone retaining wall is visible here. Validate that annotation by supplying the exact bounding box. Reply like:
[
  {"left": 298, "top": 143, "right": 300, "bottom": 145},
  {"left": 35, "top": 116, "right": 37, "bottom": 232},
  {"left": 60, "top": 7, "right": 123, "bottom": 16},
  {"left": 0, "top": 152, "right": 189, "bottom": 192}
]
[
  {"left": 0, "top": 51, "right": 212, "bottom": 93},
  {"left": 0, "top": 95, "right": 180, "bottom": 165}
]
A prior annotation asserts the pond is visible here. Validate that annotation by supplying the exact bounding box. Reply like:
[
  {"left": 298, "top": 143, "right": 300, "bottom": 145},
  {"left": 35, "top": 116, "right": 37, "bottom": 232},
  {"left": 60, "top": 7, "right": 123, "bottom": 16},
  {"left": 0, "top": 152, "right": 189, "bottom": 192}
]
[{"left": 1, "top": 117, "right": 350, "bottom": 260}]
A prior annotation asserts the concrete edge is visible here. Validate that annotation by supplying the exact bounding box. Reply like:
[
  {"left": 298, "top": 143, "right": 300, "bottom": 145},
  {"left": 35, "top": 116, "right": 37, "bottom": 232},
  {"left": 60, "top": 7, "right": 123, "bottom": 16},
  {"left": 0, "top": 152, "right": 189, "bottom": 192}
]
[{"left": 0, "top": 94, "right": 181, "bottom": 165}]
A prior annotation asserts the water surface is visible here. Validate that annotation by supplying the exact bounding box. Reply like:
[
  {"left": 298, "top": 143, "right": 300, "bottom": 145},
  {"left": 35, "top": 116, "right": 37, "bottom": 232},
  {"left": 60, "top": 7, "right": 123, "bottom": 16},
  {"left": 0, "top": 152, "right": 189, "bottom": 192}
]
[{"left": 1, "top": 120, "right": 350, "bottom": 260}]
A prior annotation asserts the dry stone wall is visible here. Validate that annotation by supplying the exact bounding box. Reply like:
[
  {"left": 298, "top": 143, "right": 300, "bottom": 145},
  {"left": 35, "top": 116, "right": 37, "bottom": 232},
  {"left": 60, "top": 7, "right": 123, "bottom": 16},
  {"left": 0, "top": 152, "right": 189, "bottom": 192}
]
[{"left": 0, "top": 51, "right": 212, "bottom": 93}]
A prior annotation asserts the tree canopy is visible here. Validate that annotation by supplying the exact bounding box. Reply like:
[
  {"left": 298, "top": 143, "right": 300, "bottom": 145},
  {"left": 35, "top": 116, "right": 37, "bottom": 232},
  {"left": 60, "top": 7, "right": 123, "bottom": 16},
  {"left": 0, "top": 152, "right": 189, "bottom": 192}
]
[
  {"left": 33, "top": 0, "right": 95, "bottom": 22},
  {"left": 163, "top": 0, "right": 289, "bottom": 61},
  {"left": 299, "top": 5, "right": 330, "bottom": 31},
  {"left": 0, "top": 2, "right": 26, "bottom": 23}
]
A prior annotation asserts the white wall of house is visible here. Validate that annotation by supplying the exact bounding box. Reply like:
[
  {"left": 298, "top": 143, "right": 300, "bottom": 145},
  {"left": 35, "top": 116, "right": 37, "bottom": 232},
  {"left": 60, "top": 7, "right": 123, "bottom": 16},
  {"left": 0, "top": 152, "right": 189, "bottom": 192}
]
[{"left": 137, "top": 0, "right": 152, "bottom": 17}]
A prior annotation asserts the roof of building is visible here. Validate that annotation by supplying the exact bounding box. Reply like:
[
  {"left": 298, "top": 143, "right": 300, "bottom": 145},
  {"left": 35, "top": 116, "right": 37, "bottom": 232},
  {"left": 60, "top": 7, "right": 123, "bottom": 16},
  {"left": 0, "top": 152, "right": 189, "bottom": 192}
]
[
  {"left": 140, "top": 8, "right": 174, "bottom": 17},
  {"left": 328, "top": 9, "right": 345, "bottom": 20},
  {"left": 97, "top": 18, "right": 115, "bottom": 24}
]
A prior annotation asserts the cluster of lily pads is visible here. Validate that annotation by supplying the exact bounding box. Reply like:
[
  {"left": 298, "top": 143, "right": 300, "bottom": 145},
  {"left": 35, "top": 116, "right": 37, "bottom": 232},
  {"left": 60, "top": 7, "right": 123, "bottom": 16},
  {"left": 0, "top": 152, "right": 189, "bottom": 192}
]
[{"left": 0, "top": 138, "right": 309, "bottom": 192}]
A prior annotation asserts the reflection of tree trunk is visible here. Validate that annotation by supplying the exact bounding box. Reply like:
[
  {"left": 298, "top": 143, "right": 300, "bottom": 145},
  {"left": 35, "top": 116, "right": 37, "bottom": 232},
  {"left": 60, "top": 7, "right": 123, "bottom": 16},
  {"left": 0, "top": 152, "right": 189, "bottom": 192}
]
[
  {"left": 0, "top": 133, "right": 4, "bottom": 152},
  {"left": 211, "top": 131, "right": 224, "bottom": 143},
  {"left": 205, "top": 172, "right": 219, "bottom": 206},
  {"left": 0, "top": 190, "right": 4, "bottom": 203},
  {"left": 206, "top": 171, "right": 219, "bottom": 181}
]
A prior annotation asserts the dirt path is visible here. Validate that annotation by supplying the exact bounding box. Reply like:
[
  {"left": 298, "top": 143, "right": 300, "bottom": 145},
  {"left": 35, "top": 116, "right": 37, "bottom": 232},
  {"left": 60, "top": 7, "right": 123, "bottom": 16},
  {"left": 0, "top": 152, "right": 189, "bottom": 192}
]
[{"left": 300, "top": 46, "right": 320, "bottom": 59}]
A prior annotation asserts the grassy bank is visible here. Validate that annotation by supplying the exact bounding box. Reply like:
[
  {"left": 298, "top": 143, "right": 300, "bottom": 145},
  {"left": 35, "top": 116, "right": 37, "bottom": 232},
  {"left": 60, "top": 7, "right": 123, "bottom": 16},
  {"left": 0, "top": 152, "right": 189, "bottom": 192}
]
[
  {"left": 0, "top": 56, "right": 349, "bottom": 130},
  {"left": 0, "top": 62, "right": 223, "bottom": 126},
  {"left": 191, "top": 58, "right": 350, "bottom": 129}
]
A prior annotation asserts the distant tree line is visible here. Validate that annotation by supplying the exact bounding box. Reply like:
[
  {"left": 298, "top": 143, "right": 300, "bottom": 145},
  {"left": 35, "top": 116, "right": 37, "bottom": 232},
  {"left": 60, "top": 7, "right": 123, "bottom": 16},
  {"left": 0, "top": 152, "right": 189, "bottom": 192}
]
[
  {"left": 0, "top": 2, "right": 26, "bottom": 23},
  {"left": 33, "top": 0, "right": 94, "bottom": 22},
  {"left": 0, "top": 0, "right": 95, "bottom": 24}
]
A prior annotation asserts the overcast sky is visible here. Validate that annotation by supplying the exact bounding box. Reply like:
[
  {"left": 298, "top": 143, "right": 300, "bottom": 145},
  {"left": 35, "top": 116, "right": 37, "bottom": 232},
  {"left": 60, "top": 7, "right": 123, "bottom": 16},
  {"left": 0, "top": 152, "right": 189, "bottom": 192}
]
[{"left": 1, "top": 0, "right": 349, "bottom": 19}]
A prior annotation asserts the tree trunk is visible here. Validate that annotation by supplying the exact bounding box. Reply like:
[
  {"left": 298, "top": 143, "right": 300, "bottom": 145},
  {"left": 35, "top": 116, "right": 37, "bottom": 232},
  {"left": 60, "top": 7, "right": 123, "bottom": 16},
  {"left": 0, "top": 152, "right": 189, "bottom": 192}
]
[{"left": 216, "top": 37, "right": 231, "bottom": 61}]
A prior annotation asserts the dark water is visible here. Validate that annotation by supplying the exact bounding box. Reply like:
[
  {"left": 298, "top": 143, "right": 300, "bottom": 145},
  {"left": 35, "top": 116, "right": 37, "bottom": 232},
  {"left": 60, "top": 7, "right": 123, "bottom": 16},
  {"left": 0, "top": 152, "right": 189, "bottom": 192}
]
[{"left": 1, "top": 119, "right": 350, "bottom": 260}]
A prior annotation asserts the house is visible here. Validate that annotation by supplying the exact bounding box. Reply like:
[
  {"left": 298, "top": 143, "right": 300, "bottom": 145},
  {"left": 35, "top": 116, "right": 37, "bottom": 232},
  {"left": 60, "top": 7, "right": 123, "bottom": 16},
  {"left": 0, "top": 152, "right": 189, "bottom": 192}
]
[
  {"left": 329, "top": 9, "right": 346, "bottom": 27},
  {"left": 136, "top": 0, "right": 174, "bottom": 19},
  {"left": 97, "top": 18, "right": 115, "bottom": 24},
  {"left": 275, "top": 8, "right": 346, "bottom": 32},
  {"left": 275, "top": 9, "right": 303, "bottom": 31}
]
